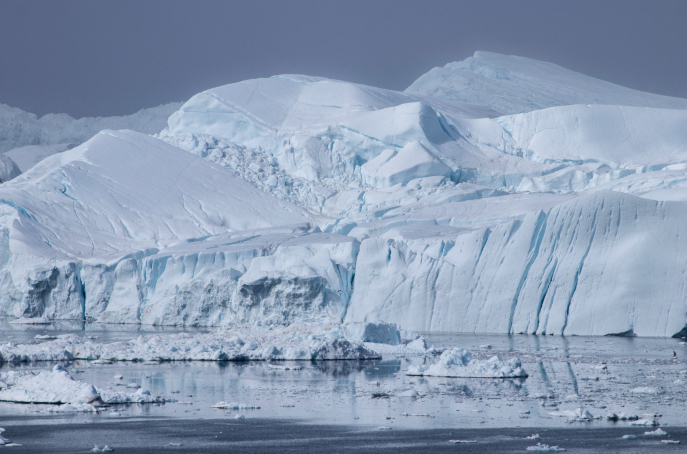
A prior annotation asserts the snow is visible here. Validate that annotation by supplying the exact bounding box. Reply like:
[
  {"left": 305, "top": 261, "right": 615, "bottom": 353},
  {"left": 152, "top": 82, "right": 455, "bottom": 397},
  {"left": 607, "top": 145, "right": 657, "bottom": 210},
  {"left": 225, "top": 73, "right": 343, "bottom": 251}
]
[
  {"left": 406, "top": 348, "right": 527, "bottom": 378},
  {"left": 0, "top": 52, "right": 686, "bottom": 338}
]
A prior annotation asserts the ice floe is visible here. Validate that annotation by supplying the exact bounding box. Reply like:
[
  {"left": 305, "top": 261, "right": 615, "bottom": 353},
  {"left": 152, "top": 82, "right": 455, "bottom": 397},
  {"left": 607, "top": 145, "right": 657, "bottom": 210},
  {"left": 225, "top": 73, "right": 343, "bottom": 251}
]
[
  {"left": 406, "top": 349, "right": 527, "bottom": 378},
  {"left": 0, "top": 365, "right": 166, "bottom": 406}
]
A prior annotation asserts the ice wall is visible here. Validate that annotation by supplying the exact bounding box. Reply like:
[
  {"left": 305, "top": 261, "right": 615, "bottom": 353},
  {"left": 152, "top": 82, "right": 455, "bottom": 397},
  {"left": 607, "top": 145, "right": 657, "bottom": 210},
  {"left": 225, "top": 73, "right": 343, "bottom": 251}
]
[{"left": 345, "top": 192, "right": 687, "bottom": 337}]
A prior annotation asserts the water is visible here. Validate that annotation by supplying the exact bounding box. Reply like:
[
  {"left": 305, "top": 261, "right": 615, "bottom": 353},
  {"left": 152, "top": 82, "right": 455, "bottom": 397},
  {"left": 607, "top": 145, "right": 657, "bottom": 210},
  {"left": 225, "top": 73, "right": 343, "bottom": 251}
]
[{"left": 1, "top": 322, "right": 686, "bottom": 431}]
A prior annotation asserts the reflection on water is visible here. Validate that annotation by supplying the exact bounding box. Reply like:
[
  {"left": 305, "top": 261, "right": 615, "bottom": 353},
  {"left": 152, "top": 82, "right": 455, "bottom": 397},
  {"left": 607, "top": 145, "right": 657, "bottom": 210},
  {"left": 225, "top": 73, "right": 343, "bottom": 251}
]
[{"left": 1, "top": 325, "right": 687, "bottom": 429}]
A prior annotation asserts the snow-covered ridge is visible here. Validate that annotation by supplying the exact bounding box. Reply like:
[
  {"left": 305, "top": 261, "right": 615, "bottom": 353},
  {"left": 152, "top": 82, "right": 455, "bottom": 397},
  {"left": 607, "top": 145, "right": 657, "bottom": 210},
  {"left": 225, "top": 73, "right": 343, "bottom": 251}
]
[
  {"left": 1, "top": 52, "right": 687, "bottom": 337},
  {"left": 405, "top": 51, "right": 687, "bottom": 115}
]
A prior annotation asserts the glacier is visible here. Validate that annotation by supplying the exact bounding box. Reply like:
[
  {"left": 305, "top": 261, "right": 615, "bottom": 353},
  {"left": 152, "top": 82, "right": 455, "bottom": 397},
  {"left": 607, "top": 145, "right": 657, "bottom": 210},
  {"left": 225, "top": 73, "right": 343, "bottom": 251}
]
[{"left": 1, "top": 51, "right": 687, "bottom": 337}]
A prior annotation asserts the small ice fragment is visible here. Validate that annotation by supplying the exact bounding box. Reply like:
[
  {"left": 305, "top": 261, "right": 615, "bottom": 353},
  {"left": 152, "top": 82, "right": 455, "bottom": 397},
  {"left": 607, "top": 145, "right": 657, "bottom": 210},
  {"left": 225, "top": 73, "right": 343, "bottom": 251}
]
[
  {"left": 526, "top": 443, "right": 565, "bottom": 451},
  {"left": 621, "top": 435, "right": 637, "bottom": 439},
  {"left": 396, "top": 389, "right": 419, "bottom": 397},
  {"left": 644, "top": 428, "right": 667, "bottom": 436},
  {"left": 126, "top": 383, "right": 140, "bottom": 389},
  {"left": 91, "top": 446, "right": 114, "bottom": 452},
  {"left": 169, "top": 443, "right": 181, "bottom": 446},
  {"left": 449, "top": 440, "right": 477, "bottom": 443},
  {"left": 526, "top": 434, "right": 541, "bottom": 440},
  {"left": 0, "top": 428, "right": 12, "bottom": 445},
  {"left": 630, "top": 387, "right": 663, "bottom": 394},
  {"left": 234, "top": 414, "right": 245, "bottom": 420},
  {"left": 376, "top": 426, "right": 392, "bottom": 430},
  {"left": 631, "top": 419, "right": 659, "bottom": 426},
  {"left": 212, "top": 402, "right": 260, "bottom": 410},
  {"left": 479, "top": 344, "right": 492, "bottom": 349},
  {"left": 114, "top": 375, "right": 123, "bottom": 380},
  {"left": 661, "top": 440, "right": 680, "bottom": 444}
]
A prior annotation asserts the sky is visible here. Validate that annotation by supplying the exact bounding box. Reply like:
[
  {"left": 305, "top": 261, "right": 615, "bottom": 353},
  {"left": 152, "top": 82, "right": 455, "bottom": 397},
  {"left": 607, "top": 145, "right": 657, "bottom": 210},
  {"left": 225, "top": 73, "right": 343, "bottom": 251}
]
[{"left": 1, "top": 0, "right": 685, "bottom": 118}]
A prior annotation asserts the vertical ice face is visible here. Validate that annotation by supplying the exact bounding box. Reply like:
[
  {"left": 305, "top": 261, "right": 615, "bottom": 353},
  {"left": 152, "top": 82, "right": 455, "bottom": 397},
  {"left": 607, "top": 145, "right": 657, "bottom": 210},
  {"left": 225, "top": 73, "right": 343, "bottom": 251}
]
[{"left": 1, "top": 52, "right": 687, "bottom": 336}]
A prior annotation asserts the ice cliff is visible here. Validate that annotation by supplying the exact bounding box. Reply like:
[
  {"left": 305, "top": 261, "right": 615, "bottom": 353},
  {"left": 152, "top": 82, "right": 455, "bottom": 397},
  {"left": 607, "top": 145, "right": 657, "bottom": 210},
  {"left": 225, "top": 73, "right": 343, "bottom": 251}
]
[{"left": 1, "top": 51, "right": 687, "bottom": 337}]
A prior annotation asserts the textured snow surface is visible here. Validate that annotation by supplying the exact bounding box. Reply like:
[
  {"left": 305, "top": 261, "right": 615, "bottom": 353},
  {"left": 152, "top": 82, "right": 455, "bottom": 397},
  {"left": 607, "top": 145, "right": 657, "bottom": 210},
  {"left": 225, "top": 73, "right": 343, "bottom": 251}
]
[
  {"left": 406, "top": 348, "right": 527, "bottom": 378},
  {"left": 1, "top": 52, "right": 687, "bottom": 337}
]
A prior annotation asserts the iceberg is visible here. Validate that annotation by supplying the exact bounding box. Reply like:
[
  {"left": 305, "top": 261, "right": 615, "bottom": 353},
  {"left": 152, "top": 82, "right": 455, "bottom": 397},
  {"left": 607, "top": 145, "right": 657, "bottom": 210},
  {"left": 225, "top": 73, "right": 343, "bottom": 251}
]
[{"left": 0, "top": 52, "right": 686, "bottom": 338}]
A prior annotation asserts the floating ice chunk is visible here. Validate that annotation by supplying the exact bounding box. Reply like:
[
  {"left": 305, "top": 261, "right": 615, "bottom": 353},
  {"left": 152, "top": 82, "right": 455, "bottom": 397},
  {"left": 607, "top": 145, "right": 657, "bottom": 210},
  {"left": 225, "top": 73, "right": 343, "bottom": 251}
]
[
  {"left": 343, "top": 322, "right": 401, "bottom": 345},
  {"left": 526, "top": 443, "right": 565, "bottom": 451},
  {"left": 661, "top": 440, "right": 680, "bottom": 444},
  {"left": 0, "top": 428, "right": 13, "bottom": 446},
  {"left": 49, "top": 403, "right": 99, "bottom": 413},
  {"left": 405, "top": 337, "right": 427, "bottom": 351},
  {"left": 449, "top": 439, "right": 477, "bottom": 443},
  {"left": 9, "top": 317, "right": 51, "bottom": 325},
  {"left": 126, "top": 383, "right": 140, "bottom": 389},
  {"left": 548, "top": 408, "right": 593, "bottom": 421},
  {"left": 34, "top": 335, "right": 58, "bottom": 340},
  {"left": 644, "top": 428, "right": 668, "bottom": 436},
  {"left": 376, "top": 426, "right": 392, "bottom": 430},
  {"left": 406, "top": 349, "right": 527, "bottom": 378},
  {"left": 631, "top": 419, "right": 659, "bottom": 426},
  {"left": 526, "top": 434, "right": 541, "bottom": 440},
  {"left": 0, "top": 368, "right": 100, "bottom": 404},
  {"left": 396, "top": 389, "right": 419, "bottom": 397},
  {"left": 607, "top": 412, "right": 639, "bottom": 421},
  {"left": 234, "top": 414, "right": 245, "bottom": 420},
  {"left": 630, "top": 387, "right": 663, "bottom": 394},
  {"left": 114, "top": 375, "right": 123, "bottom": 380},
  {"left": 621, "top": 435, "right": 637, "bottom": 439},
  {"left": 91, "top": 445, "right": 114, "bottom": 452},
  {"left": 212, "top": 402, "right": 260, "bottom": 410}
]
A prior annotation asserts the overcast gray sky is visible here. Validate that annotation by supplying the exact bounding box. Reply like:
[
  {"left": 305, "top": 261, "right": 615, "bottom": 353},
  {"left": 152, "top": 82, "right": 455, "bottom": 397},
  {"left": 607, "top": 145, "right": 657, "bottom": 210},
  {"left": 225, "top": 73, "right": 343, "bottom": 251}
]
[{"left": 1, "top": 0, "right": 685, "bottom": 118}]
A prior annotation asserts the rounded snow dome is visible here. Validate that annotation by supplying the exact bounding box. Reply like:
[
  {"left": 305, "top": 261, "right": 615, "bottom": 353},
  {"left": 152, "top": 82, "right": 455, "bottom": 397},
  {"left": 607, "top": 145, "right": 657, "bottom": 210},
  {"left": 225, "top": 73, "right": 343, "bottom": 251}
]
[{"left": 0, "top": 153, "right": 21, "bottom": 183}]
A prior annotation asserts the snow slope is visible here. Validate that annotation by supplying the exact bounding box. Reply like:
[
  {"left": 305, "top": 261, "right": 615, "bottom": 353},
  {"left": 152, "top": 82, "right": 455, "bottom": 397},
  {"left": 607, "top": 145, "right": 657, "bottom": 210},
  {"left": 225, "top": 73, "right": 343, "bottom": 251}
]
[
  {"left": 405, "top": 51, "right": 687, "bottom": 115},
  {"left": 1, "top": 52, "right": 687, "bottom": 337}
]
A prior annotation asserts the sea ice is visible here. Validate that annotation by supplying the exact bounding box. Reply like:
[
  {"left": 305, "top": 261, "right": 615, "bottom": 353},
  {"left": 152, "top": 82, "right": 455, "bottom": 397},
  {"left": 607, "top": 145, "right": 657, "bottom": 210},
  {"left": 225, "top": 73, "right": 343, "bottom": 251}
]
[
  {"left": 406, "top": 349, "right": 527, "bottom": 378},
  {"left": 644, "top": 428, "right": 668, "bottom": 436}
]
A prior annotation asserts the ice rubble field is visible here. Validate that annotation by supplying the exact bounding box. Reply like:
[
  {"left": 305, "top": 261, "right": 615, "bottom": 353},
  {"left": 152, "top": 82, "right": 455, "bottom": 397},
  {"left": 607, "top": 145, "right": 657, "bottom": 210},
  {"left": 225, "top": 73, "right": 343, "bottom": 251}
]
[{"left": 1, "top": 51, "right": 687, "bottom": 339}]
